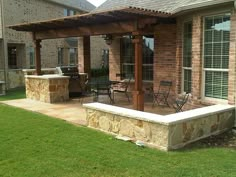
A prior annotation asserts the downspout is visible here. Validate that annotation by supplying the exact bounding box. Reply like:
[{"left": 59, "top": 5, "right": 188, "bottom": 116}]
[{"left": 0, "top": 0, "right": 7, "bottom": 90}]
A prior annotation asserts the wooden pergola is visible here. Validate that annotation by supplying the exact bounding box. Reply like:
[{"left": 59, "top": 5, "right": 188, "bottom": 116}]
[{"left": 8, "top": 7, "right": 174, "bottom": 111}]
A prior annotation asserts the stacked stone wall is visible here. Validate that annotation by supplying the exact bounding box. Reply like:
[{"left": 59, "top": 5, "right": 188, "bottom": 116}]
[
  {"left": 25, "top": 76, "right": 69, "bottom": 103},
  {"left": 84, "top": 103, "right": 235, "bottom": 151}
]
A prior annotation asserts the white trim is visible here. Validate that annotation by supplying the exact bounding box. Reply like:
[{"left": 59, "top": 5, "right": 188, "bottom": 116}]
[
  {"left": 203, "top": 68, "right": 229, "bottom": 72},
  {"left": 182, "top": 21, "right": 193, "bottom": 93}
]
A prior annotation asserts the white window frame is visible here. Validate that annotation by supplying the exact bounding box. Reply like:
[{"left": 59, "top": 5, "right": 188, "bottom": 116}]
[
  {"left": 201, "top": 13, "right": 231, "bottom": 103},
  {"left": 182, "top": 20, "right": 193, "bottom": 93}
]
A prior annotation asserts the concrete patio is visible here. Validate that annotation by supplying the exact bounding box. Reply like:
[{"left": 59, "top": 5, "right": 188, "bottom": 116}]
[{"left": 0, "top": 94, "right": 175, "bottom": 126}]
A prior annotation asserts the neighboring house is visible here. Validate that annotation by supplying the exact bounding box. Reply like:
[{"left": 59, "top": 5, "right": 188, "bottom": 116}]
[
  {"left": 8, "top": 0, "right": 236, "bottom": 109},
  {"left": 0, "top": 0, "right": 107, "bottom": 89}
]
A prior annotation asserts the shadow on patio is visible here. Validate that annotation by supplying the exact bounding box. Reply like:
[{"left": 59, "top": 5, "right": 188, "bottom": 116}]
[{"left": 1, "top": 93, "right": 175, "bottom": 126}]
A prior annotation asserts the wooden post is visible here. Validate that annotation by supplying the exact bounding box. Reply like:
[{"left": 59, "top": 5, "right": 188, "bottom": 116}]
[
  {"left": 132, "top": 35, "right": 144, "bottom": 111},
  {"left": 34, "top": 39, "right": 42, "bottom": 75}
]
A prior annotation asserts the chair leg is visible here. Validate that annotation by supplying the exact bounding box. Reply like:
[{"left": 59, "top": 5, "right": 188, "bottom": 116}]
[
  {"left": 125, "top": 92, "right": 130, "bottom": 102},
  {"left": 108, "top": 90, "right": 114, "bottom": 104},
  {"left": 112, "top": 91, "right": 115, "bottom": 104},
  {"left": 152, "top": 95, "right": 156, "bottom": 107}
]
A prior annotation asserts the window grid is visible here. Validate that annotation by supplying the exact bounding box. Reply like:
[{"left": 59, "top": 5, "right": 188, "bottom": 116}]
[
  {"left": 203, "top": 14, "right": 230, "bottom": 100},
  {"left": 183, "top": 21, "right": 192, "bottom": 93}
]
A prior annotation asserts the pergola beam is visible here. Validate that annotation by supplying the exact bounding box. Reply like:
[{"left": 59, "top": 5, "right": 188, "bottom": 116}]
[{"left": 33, "top": 18, "right": 158, "bottom": 40}]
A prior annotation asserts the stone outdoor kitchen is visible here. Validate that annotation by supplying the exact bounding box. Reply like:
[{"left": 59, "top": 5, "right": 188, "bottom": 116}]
[{"left": 7, "top": 0, "right": 236, "bottom": 150}]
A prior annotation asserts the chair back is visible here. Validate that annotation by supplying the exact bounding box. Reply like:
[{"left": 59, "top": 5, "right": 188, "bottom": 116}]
[
  {"left": 158, "top": 80, "right": 172, "bottom": 94},
  {"left": 182, "top": 93, "right": 190, "bottom": 104},
  {"left": 116, "top": 73, "right": 126, "bottom": 80},
  {"left": 112, "top": 75, "right": 131, "bottom": 92}
]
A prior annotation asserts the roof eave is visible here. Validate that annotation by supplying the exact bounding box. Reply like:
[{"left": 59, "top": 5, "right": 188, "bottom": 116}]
[{"left": 172, "top": 0, "right": 235, "bottom": 15}]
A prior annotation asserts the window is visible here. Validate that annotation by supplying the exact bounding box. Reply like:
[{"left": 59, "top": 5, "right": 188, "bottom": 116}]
[
  {"left": 8, "top": 46, "right": 17, "bottom": 69},
  {"left": 29, "top": 47, "right": 35, "bottom": 69},
  {"left": 69, "top": 48, "right": 78, "bottom": 66},
  {"left": 183, "top": 21, "right": 192, "bottom": 93},
  {"left": 64, "top": 8, "right": 76, "bottom": 16},
  {"left": 58, "top": 48, "right": 64, "bottom": 66},
  {"left": 121, "top": 36, "right": 154, "bottom": 81},
  {"left": 203, "top": 14, "right": 230, "bottom": 99},
  {"left": 101, "top": 49, "right": 109, "bottom": 68}
]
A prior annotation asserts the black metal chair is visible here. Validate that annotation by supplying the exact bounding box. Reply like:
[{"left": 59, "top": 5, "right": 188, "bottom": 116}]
[
  {"left": 173, "top": 93, "right": 190, "bottom": 112},
  {"left": 152, "top": 80, "right": 172, "bottom": 107},
  {"left": 78, "top": 78, "right": 92, "bottom": 104},
  {"left": 93, "top": 81, "right": 114, "bottom": 103},
  {"left": 111, "top": 76, "right": 131, "bottom": 103}
]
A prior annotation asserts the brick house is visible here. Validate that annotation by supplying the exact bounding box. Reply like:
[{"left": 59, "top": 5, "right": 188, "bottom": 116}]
[
  {"left": 8, "top": 0, "right": 236, "bottom": 110},
  {"left": 92, "top": 0, "right": 236, "bottom": 108},
  {"left": 0, "top": 0, "right": 108, "bottom": 89}
]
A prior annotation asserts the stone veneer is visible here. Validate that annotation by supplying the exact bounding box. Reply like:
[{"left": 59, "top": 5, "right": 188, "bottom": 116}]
[
  {"left": 25, "top": 75, "right": 69, "bottom": 103},
  {"left": 84, "top": 103, "right": 235, "bottom": 151}
]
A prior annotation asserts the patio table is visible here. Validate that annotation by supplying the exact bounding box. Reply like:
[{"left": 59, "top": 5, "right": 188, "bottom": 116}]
[{"left": 88, "top": 80, "right": 119, "bottom": 103}]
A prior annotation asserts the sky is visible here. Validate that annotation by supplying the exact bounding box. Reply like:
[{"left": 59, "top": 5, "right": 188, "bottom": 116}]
[{"left": 87, "top": 0, "right": 107, "bottom": 7}]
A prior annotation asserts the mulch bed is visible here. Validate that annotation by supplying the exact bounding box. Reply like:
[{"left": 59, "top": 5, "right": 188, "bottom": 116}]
[{"left": 185, "top": 129, "right": 236, "bottom": 150}]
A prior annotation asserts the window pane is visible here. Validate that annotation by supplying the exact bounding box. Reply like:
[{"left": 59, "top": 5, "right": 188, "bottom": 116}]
[
  {"left": 205, "top": 17, "right": 214, "bottom": 30},
  {"left": 213, "top": 43, "right": 222, "bottom": 55},
  {"left": 8, "top": 46, "right": 17, "bottom": 69},
  {"left": 222, "top": 56, "right": 229, "bottom": 69},
  {"left": 204, "top": 43, "right": 213, "bottom": 56},
  {"left": 212, "top": 56, "right": 221, "bottom": 68},
  {"left": 204, "top": 14, "right": 230, "bottom": 100},
  {"left": 58, "top": 48, "right": 63, "bottom": 66},
  {"left": 213, "top": 30, "right": 222, "bottom": 42},
  {"left": 183, "top": 21, "right": 192, "bottom": 92},
  {"left": 29, "top": 47, "right": 35, "bottom": 68},
  {"left": 205, "top": 71, "right": 228, "bottom": 99},
  {"left": 222, "top": 42, "right": 229, "bottom": 55},
  {"left": 183, "top": 22, "right": 192, "bottom": 68},
  {"left": 121, "top": 36, "right": 154, "bottom": 81},
  {"left": 204, "top": 56, "right": 212, "bottom": 68},
  {"left": 184, "top": 69, "right": 192, "bottom": 93},
  {"left": 205, "top": 30, "right": 213, "bottom": 43},
  {"left": 69, "top": 48, "right": 77, "bottom": 65}
]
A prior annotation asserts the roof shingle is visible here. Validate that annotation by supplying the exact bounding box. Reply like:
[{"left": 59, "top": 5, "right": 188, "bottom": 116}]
[{"left": 93, "top": 0, "right": 234, "bottom": 14}]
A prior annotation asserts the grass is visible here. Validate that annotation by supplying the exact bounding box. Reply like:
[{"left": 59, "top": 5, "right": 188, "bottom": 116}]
[
  {"left": 0, "top": 87, "right": 26, "bottom": 101},
  {"left": 0, "top": 104, "right": 236, "bottom": 177}
]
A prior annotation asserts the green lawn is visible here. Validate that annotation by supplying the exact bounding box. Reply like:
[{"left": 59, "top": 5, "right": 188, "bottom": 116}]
[
  {"left": 0, "top": 104, "right": 236, "bottom": 177},
  {"left": 0, "top": 87, "right": 26, "bottom": 101}
]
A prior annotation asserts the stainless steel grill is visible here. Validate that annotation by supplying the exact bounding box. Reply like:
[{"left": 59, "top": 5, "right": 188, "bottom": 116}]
[{"left": 56, "top": 66, "right": 81, "bottom": 97}]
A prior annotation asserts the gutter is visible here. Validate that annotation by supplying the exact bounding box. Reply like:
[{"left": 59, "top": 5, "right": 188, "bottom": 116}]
[{"left": 0, "top": 0, "right": 7, "bottom": 89}]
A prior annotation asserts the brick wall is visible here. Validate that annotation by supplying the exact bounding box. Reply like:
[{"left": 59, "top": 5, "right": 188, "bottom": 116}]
[
  {"left": 176, "top": 18, "right": 183, "bottom": 94},
  {"left": 153, "top": 24, "right": 177, "bottom": 98},
  {"left": 228, "top": 10, "right": 236, "bottom": 104},
  {"left": 191, "top": 15, "right": 203, "bottom": 104},
  {"left": 109, "top": 37, "right": 121, "bottom": 81}
]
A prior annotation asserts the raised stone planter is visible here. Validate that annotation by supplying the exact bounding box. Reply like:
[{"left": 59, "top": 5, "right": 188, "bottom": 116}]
[
  {"left": 83, "top": 103, "right": 235, "bottom": 151},
  {"left": 25, "top": 75, "right": 69, "bottom": 103}
]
